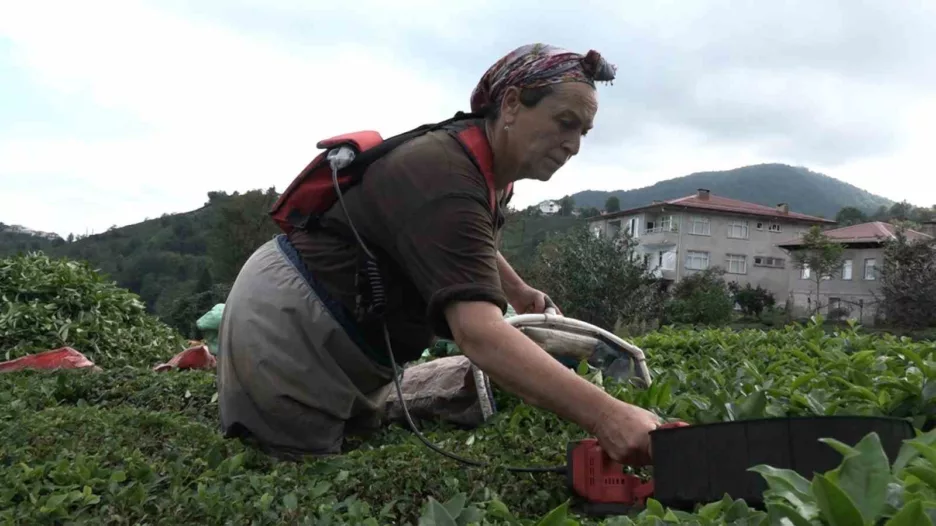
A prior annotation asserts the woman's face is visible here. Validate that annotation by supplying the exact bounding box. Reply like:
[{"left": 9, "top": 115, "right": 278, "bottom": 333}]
[{"left": 498, "top": 82, "right": 598, "bottom": 183}]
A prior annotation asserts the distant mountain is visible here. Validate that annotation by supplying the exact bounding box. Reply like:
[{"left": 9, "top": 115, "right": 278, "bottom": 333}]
[{"left": 567, "top": 164, "right": 894, "bottom": 219}]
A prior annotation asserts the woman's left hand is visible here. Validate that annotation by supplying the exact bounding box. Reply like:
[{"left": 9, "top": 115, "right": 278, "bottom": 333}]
[{"left": 508, "top": 284, "right": 561, "bottom": 315}]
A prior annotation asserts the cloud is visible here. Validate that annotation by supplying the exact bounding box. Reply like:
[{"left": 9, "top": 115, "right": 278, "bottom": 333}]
[
  {"left": 1, "top": 0, "right": 934, "bottom": 238},
  {"left": 0, "top": 0, "right": 468, "bottom": 236}
]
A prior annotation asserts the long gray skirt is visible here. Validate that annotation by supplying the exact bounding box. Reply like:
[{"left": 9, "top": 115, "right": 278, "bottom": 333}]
[{"left": 216, "top": 235, "right": 394, "bottom": 457}]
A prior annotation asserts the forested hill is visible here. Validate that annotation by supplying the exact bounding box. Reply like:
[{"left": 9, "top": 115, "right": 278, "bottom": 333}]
[
  {"left": 2, "top": 163, "right": 928, "bottom": 339},
  {"left": 0, "top": 188, "right": 578, "bottom": 338},
  {"left": 568, "top": 163, "right": 894, "bottom": 218},
  {"left": 0, "top": 190, "right": 282, "bottom": 338}
]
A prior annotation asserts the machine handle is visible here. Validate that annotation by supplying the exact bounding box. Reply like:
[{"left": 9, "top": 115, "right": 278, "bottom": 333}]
[{"left": 544, "top": 295, "right": 559, "bottom": 316}]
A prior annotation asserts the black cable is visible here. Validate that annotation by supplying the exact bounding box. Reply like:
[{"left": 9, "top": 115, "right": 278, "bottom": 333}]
[{"left": 382, "top": 321, "right": 566, "bottom": 474}]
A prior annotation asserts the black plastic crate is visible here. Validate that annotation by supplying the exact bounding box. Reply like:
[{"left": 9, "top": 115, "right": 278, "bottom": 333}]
[{"left": 650, "top": 416, "right": 914, "bottom": 510}]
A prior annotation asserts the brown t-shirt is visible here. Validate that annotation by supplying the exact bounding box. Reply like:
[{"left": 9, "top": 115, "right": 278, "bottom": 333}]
[{"left": 288, "top": 119, "right": 512, "bottom": 364}]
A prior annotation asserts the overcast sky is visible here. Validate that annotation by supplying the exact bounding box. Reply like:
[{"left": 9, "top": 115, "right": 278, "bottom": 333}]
[{"left": 2, "top": 0, "right": 935, "bottom": 238}]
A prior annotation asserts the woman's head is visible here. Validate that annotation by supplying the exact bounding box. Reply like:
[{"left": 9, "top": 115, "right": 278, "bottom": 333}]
[{"left": 470, "top": 44, "right": 617, "bottom": 185}]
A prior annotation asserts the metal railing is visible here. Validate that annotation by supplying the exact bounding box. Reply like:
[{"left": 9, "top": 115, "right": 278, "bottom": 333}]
[{"left": 644, "top": 225, "right": 678, "bottom": 235}]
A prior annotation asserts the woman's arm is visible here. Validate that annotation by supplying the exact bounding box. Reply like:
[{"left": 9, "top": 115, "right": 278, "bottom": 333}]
[{"left": 496, "top": 251, "right": 525, "bottom": 297}]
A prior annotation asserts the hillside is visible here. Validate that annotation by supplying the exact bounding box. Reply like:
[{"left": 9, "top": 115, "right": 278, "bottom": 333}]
[
  {"left": 0, "top": 189, "right": 564, "bottom": 337},
  {"left": 569, "top": 163, "right": 893, "bottom": 218},
  {"left": 0, "top": 190, "right": 280, "bottom": 337},
  {"left": 2, "top": 163, "right": 924, "bottom": 338}
]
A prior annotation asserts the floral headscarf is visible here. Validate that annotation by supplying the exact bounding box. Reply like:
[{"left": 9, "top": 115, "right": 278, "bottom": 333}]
[{"left": 470, "top": 43, "right": 617, "bottom": 114}]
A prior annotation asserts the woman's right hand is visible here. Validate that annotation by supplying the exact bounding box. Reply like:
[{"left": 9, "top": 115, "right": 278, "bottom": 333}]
[{"left": 593, "top": 399, "right": 660, "bottom": 467}]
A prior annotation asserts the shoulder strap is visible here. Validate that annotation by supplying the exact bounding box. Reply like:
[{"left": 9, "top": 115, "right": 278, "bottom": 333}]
[
  {"left": 448, "top": 123, "right": 513, "bottom": 213},
  {"left": 327, "top": 113, "right": 509, "bottom": 214},
  {"left": 351, "top": 111, "right": 480, "bottom": 170}
]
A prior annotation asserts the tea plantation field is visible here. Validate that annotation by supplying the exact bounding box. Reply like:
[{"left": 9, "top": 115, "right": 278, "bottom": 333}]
[{"left": 3, "top": 253, "right": 936, "bottom": 525}]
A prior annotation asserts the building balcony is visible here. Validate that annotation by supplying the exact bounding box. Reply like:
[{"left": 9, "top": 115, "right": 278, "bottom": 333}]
[
  {"left": 644, "top": 226, "right": 678, "bottom": 235},
  {"left": 638, "top": 227, "right": 678, "bottom": 246}
]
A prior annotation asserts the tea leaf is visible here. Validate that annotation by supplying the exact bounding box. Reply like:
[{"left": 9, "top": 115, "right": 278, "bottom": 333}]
[
  {"left": 811, "top": 474, "right": 865, "bottom": 526},
  {"left": 885, "top": 500, "right": 933, "bottom": 526},
  {"left": 419, "top": 497, "right": 457, "bottom": 526},
  {"left": 823, "top": 432, "right": 891, "bottom": 522}
]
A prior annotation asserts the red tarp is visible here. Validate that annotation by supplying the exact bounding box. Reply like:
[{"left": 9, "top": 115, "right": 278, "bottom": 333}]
[
  {"left": 152, "top": 345, "right": 216, "bottom": 372},
  {"left": 0, "top": 345, "right": 216, "bottom": 373},
  {"left": 0, "top": 347, "right": 101, "bottom": 373}
]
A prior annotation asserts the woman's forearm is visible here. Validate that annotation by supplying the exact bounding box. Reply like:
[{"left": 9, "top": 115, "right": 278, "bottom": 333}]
[{"left": 496, "top": 251, "right": 525, "bottom": 295}]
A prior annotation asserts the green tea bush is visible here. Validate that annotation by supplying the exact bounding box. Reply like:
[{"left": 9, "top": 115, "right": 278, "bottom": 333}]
[
  {"left": 4, "top": 253, "right": 936, "bottom": 524},
  {"left": 0, "top": 252, "right": 186, "bottom": 368}
]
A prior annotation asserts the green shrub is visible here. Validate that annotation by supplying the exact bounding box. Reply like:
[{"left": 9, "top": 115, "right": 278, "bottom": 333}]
[
  {"left": 525, "top": 226, "right": 664, "bottom": 331},
  {"left": 159, "top": 283, "right": 232, "bottom": 339},
  {"left": 0, "top": 252, "right": 186, "bottom": 367},
  {"left": 729, "top": 282, "right": 776, "bottom": 318},
  {"left": 663, "top": 267, "right": 735, "bottom": 326},
  {"left": 878, "top": 229, "right": 936, "bottom": 330}
]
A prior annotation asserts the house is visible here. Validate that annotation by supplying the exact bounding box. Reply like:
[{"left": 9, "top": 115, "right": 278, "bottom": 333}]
[
  {"left": 586, "top": 189, "right": 834, "bottom": 298},
  {"left": 921, "top": 220, "right": 936, "bottom": 238},
  {"left": 538, "top": 200, "right": 560, "bottom": 215},
  {"left": 777, "top": 221, "right": 933, "bottom": 323},
  {"left": 0, "top": 223, "right": 61, "bottom": 241}
]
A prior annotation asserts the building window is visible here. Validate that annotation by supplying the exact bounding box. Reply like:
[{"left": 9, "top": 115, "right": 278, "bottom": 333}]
[
  {"left": 864, "top": 258, "right": 877, "bottom": 280},
  {"left": 686, "top": 251, "right": 709, "bottom": 270},
  {"left": 842, "top": 259, "right": 852, "bottom": 280},
  {"left": 801, "top": 264, "right": 811, "bottom": 279},
  {"left": 768, "top": 223, "right": 782, "bottom": 233},
  {"left": 754, "top": 256, "right": 785, "bottom": 268},
  {"left": 626, "top": 217, "right": 639, "bottom": 237},
  {"left": 689, "top": 216, "right": 710, "bottom": 236},
  {"left": 727, "top": 221, "right": 749, "bottom": 239},
  {"left": 726, "top": 254, "right": 747, "bottom": 274},
  {"left": 756, "top": 222, "right": 764, "bottom": 230}
]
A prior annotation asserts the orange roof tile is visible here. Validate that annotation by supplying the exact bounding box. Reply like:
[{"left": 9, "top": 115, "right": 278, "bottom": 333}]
[
  {"left": 777, "top": 221, "right": 933, "bottom": 246},
  {"left": 595, "top": 190, "right": 834, "bottom": 224}
]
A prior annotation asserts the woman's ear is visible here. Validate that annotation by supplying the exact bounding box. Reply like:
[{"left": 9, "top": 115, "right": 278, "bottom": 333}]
[{"left": 499, "top": 86, "right": 522, "bottom": 127}]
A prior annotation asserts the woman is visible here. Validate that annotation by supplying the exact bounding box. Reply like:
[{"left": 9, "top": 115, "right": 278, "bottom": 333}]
[{"left": 217, "top": 43, "right": 661, "bottom": 465}]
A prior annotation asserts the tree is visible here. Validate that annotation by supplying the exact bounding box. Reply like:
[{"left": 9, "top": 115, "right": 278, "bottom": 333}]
[
  {"left": 663, "top": 267, "right": 735, "bottom": 326},
  {"left": 729, "top": 282, "right": 776, "bottom": 318},
  {"left": 877, "top": 228, "right": 936, "bottom": 329},
  {"left": 888, "top": 201, "right": 914, "bottom": 221},
  {"left": 835, "top": 206, "right": 867, "bottom": 226},
  {"left": 525, "top": 225, "right": 663, "bottom": 331},
  {"left": 790, "top": 226, "right": 845, "bottom": 314},
  {"left": 580, "top": 206, "right": 601, "bottom": 218},
  {"left": 208, "top": 187, "right": 281, "bottom": 284},
  {"left": 605, "top": 196, "right": 621, "bottom": 213},
  {"left": 870, "top": 205, "right": 889, "bottom": 221},
  {"left": 195, "top": 265, "right": 213, "bottom": 293},
  {"left": 558, "top": 195, "right": 575, "bottom": 216}
]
